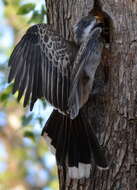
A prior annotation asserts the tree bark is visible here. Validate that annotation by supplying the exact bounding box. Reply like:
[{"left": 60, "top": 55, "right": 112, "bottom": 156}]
[{"left": 45, "top": 0, "right": 137, "bottom": 189}]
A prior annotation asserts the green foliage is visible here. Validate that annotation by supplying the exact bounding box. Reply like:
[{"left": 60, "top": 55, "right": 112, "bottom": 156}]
[
  {"left": 22, "top": 114, "right": 33, "bottom": 126},
  {"left": 28, "top": 5, "right": 46, "bottom": 24},
  {"left": 37, "top": 116, "right": 44, "bottom": 126},
  {"left": 17, "top": 3, "right": 35, "bottom": 15},
  {"left": 0, "top": 84, "right": 12, "bottom": 105},
  {"left": 24, "top": 130, "right": 35, "bottom": 142},
  {"left": 17, "top": 2, "right": 46, "bottom": 24}
]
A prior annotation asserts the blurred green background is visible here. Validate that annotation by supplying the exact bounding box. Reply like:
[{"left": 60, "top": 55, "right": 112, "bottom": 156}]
[{"left": 0, "top": 0, "right": 58, "bottom": 189}]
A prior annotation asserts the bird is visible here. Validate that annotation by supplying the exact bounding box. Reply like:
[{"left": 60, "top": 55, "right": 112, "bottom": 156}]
[{"left": 8, "top": 14, "right": 109, "bottom": 179}]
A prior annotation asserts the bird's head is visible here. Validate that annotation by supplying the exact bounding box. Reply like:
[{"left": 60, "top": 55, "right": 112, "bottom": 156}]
[{"left": 73, "top": 15, "right": 104, "bottom": 45}]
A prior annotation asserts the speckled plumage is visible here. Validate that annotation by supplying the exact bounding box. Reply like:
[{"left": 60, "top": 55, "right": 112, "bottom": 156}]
[
  {"left": 8, "top": 15, "right": 109, "bottom": 179},
  {"left": 8, "top": 23, "right": 77, "bottom": 112}
]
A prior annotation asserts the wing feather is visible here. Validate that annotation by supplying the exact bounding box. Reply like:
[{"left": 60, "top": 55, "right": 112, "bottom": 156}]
[
  {"left": 41, "top": 53, "right": 46, "bottom": 97},
  {"left": 50, "top": 56, "right": 54, "bottom": 106},
  {"left": 8, "top": 24, "right": 74, "bottom": 113},
  {"left": 52, "top": 66, "right": 58, "bottom": 108},
  {"left": 17, "top": 43, "right": 30, "bottom": 97},
  {"left": 46, "top": 57, "right": 50, "bottom": 102},
  {"left": 13, "top": 41, "right": 30, "bottom": 95},
  {"left": 68, "top": 27, "right": 104, "bottom": 118},
  {"left": 30, "top": 49, "right": 43, "bottom": 111},
  {"left": 56, "top": 64, "right": 61, "bottom": 110},
  {"left": 23, "top": 44, "right": 35, "bottom": 106},
  {"left": 8, "top": 37, "right": 26, "bottom": 67},
  {"left": 60, "top": 73, "right": 64, "bottom": 111},
  {"left": 29, "top": 46, "right": 39, "bottom": 109},
  {"left": 8, "top": 43, "right": 26, "bottom": 83}
]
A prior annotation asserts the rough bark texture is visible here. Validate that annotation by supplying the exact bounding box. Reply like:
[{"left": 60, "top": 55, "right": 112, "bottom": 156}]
[{"left": 45, "top": 0, "right": 137, "bottom": 189}]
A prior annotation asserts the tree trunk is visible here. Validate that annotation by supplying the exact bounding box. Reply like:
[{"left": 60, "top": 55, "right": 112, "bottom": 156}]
[{"left": 46, "top": 0, "right": 137, "bottom": 189}]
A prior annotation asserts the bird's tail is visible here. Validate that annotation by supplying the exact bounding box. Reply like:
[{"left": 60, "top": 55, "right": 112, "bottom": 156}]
[{"left": 41, "top": 109, "right": 108, "bottom": 179}]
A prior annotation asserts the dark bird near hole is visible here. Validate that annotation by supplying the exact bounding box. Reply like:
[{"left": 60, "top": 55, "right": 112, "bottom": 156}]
[{"left": 8, "top": 15, "right": 109, "bottom": 179}]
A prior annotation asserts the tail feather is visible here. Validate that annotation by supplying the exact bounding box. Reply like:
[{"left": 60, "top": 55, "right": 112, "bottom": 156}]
[
  {"left": 56, "top": 115, "right": 70, "bottom": 164},
  {"left": 82, "top": 113, "right": 108, "bottom": 169},
  {"left": 41, "top": 109, "right": 108, "bottom": 179},
  {"left": 42, "top": 111, "right": 68, "bottom": 161},
  {"left": 68, "top": 114, "right": 91, "bottom": 167}
]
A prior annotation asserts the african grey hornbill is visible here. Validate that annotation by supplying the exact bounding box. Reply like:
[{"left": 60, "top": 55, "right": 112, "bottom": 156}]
[{"left": 8, "top": 14, "right": 109, "bottom": 179}]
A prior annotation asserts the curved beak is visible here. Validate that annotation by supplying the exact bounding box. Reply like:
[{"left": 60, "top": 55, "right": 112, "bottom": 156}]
[{"left": 92, "top": 15, "right": 104, "bottom": 29}]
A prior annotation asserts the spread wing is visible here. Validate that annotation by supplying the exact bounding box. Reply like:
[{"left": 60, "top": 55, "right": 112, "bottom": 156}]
[
  {"left": 8, "top": 24, "right": 75, "bottom": 113},
  {"left": 68, "top": 27, "right": 104, "bottom": 119}
]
